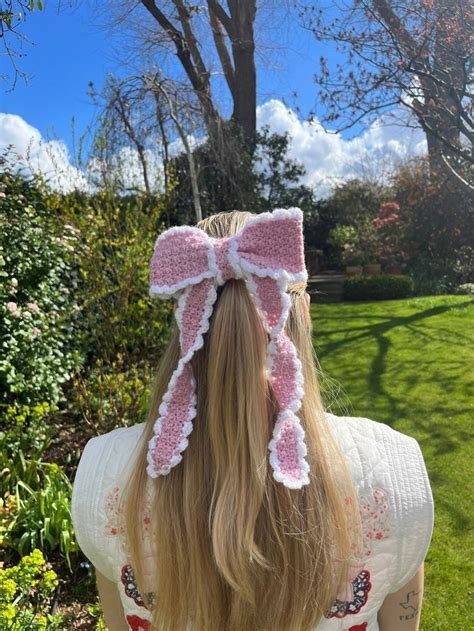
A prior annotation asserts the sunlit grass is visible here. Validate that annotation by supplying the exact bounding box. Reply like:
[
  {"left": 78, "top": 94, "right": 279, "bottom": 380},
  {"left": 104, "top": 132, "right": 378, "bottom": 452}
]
[{"left": 311, "top": 295, "right": 474, "bottom": 630}]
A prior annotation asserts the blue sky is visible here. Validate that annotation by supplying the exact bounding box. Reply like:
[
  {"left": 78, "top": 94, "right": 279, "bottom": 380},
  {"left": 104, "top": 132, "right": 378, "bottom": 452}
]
[{"left": 1, "top": 2, "right": 334, "bottom": 155}]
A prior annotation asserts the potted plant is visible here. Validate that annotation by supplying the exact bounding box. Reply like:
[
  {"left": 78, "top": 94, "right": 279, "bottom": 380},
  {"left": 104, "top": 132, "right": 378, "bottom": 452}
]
[
  {"left": 328, "top": 225, "right": 363, "bottom": 274},
  {"left": 343, "top": 247, "right": 365, "bottom": 275},
  {"left": 363, "top": 261, "right": 382, "bottom": 275},
  {"left": 349, "top": 220, "right": 379, "bottom": 275}
]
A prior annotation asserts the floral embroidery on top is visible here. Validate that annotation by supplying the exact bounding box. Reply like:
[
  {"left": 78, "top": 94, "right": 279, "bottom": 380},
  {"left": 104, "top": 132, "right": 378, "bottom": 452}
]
[
  {"left": 120, "top": 564, "right": 156, "bottom": 610},
  {"left": 325, "top": 486, "right": 390, "bottom": 619},
  {"left": 325, "top": 569, "right": 372, "bottom": 618},
  {"left": 126, "top": 614, "right": 151, "bottom": 631},
  {"left": 348, "top": 487, "right": 390, "bottom": 563},
  {"left": 105, "top": 485, "right": 124, "bottom": 537},
  {"left": 359, "top": 487, "right": 390, "bottom": 555},
  {"left": 104, "top": 483, "right": 153, "bottom": 541},
  {"left": 121, "top": 564, "right": 146, "bottom": 608}
]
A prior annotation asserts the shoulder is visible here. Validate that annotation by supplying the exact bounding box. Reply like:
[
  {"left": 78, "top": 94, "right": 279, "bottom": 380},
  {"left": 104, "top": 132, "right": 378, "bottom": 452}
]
[
  {"left": 325, "top": 412, "right": 434, "bottom": 593},
  {"left": 325, "top": 412, "right": 428, "bottom": 484},
  {"left": 71, "top": 423, "right": 147, "bottom": 580}
]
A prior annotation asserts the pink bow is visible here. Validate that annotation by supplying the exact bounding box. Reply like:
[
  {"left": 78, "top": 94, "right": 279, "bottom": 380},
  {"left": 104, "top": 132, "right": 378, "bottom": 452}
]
[{"left": 147, "top": 207, "right": 310, "bottom": 489}]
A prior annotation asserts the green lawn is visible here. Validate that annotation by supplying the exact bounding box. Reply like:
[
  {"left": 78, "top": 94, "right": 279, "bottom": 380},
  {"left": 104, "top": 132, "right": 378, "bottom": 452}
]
[{"left": 310, "top": 295, "right": 474, "bottom": 631}]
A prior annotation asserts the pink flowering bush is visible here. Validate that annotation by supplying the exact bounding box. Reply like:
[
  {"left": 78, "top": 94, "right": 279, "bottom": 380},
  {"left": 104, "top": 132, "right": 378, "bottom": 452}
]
[
  {"left": 0, "top": 162, "right": 82, "bottom": 413},
  {"left": 371, "top": 201, "right": 410, "bottom": 270}
]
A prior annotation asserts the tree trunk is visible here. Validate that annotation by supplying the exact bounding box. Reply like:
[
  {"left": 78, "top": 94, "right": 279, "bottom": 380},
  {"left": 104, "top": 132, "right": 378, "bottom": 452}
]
[
  {"left": 423, "top": 0, "right": 466, "bottom": 181},
  {"left": 227, "top": 0, "right": 257, "bottom": 143}
]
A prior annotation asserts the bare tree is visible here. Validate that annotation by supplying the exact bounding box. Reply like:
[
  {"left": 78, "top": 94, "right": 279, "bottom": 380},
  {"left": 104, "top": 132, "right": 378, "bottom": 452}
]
[
  {"left": 145, "top": 73, "right": 203, "bottom": 221},
  {"left": 88, "top": 76, "right": 158, "bottom": 195},
  {"left": 295, "top": 0, "right": 474, "bottom": 188},
  {"left": 87, "top": 71, "right": 208, "bottom": 218}
]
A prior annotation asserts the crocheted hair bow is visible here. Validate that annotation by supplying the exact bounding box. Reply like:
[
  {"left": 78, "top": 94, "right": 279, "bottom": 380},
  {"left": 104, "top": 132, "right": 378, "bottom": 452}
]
[{"left": 147, "top": 207, "right": 310, "bottom": 489}]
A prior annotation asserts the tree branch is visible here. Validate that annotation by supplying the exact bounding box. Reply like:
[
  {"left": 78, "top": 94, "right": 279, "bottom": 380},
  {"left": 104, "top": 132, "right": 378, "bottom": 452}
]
[
  {"left": 173, "top": 0, "right": 210, "bottom": 84},
  {"left": 208, "top": 2, "right": 236, "bottom": 97},
  {"left": 207, "top": 0, "right": 233, "bottom": 37}
]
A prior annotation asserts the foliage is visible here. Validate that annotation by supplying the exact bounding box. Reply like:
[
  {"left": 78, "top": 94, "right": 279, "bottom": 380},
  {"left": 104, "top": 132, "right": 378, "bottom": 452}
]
[
  {"left": 327, "top": 224, "right": 359, "bottom": 265},
  {"left": 390, "top": 158, "right": 474, "bottom": 292},
  {"left": 50, "top": 188, "right": 173, "bottom": 368},
  {"left": 168, "top": 118, "right": 258, "bottom": 223},
  {"left": 307, "top": 180, "right": 388, "bottom": 269},
  {"left": 312, "top": 295, "right": 474, "bottom": 629},
  {"left": 0, "top": 402, "right": 57, "bottom": 498},
  {"left": 328, "top": 221, "right": 378, "bottom": 267},
  {"left": 0, "top": 163, "right": 82, "bottom": 410},
  {"left": 85, "top": 605, "right": 107, "bottom": 630},
  {"left": 251, "top": 125, "right": 319, "bottom": 212},
  {"left": 0, "top": 548, "right": 64, "bottom": 629},
  {"left": 372, "top": 202, "right": 410, "bottom": 270},
  {"left": 0, "top": 460, "right": 77, "bottom": 566},
  {"left": 453, "top": 283, "right": 474, "bottom": 295},
  {"left": 70, "top": 356, "right": 153, "bottom": 434},
  {"left": 326, "top": 179, "right": 387, "bottom": 227},
  {"left": 169, "top": 122, "right": 321, "bottom": 226},
  {"left": 343, "top": 274, "right": 415, "bottom": 301}
]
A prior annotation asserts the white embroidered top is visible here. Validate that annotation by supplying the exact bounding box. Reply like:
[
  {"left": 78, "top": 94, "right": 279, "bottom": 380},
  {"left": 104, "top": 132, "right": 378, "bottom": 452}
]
[{"left": 71, "top": 413, "right": 434, "bottom": 631}]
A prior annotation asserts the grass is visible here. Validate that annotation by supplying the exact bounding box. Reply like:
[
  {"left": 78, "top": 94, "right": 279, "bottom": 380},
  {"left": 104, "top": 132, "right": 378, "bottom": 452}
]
[{"left": 310, "top": 294, "right": 474, "bottom": 630}]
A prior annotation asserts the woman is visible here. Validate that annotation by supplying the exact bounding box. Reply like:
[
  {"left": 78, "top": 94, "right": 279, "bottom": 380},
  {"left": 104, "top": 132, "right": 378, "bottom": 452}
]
[{"left": 72, "top": 208, "right": 434, "bottom": 630}]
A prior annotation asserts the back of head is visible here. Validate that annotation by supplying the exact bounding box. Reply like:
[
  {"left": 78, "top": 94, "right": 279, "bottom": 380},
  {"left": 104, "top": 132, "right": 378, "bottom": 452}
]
[{"left": 124, "top": 210, "right": 360, "bottom": 631}]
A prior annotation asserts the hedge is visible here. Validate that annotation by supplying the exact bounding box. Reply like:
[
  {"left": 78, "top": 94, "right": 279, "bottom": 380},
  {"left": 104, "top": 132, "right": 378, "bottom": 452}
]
[{"left": 343, "top": 274, "right": 415, "bottom": 301}]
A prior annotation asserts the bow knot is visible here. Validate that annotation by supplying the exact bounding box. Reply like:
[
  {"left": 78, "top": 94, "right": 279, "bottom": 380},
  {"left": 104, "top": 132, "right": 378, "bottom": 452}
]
[
  {"left": 147, "top": 208, "right": 311, "bottom": 489},
  {"left": 212, "top": 236, "right": 240, "bottom": 285}
]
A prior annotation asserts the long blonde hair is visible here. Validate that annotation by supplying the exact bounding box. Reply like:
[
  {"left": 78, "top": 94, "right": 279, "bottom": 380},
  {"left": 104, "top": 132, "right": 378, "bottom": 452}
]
[{"left": 124, "top": 210, "right": 361, "bottom": 631}]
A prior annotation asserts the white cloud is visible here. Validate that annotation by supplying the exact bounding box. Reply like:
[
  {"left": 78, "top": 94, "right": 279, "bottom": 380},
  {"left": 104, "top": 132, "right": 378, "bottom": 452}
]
[
  {"left": 0, "top": 102, "right": 427, "bottom": 197},
  {"left": 255, "top": 99, "right": 426, "bottom": 196},
  {"left": 0, "top": 113, "right": 89, "bottom": 192}
]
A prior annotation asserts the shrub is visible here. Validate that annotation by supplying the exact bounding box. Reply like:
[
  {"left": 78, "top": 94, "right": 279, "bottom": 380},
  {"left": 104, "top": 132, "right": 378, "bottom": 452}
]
[
  {"left": 343, "top": 274, "right": 415, "bottom": 301},
  {"left": 0, "top": 549, "right": 64, "bottom": 629},
  {"left": 0, "top": 412, "right": 77, "bottom": 568},
  {"left": 52, "top": 189, "right": 173, "bottom": 368},
  {"left": 0, "top": 164, "right": 82, "bottom": 410},
  {"left": 69, "top": 356, "right": 153, "bottom": 434},
  {"left": 0, "top": 460, "right": 77, "bottom": 567},
  {"left": 453, "top": 283, "right": 474, "bottom": 295},
  {"left": 0, "top": 402, "right": 55, "bottom": 476},
  {"left": 391, "top": 158, "right": 474, "bottom": 291}
]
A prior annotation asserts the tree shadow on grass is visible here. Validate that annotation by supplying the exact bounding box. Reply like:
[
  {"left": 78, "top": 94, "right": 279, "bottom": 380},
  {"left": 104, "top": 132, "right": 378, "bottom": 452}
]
[
  {"left": 314, "top": 301, "right": 474, "bottom": 351},
  {"left": 313, "top": 300, "right": 474, "bottom": 457},
  {"left": 426, "top": 468, "right": 472, "bottom": 534}
]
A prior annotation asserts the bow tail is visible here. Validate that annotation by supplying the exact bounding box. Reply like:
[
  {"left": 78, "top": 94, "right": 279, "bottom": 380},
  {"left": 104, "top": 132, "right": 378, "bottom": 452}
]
[
  {"left": 247, "top": 275, "right": 310, "bottom": 489},
  {"left": 146, "top": 278, "right": 217, "bottom": 478}
]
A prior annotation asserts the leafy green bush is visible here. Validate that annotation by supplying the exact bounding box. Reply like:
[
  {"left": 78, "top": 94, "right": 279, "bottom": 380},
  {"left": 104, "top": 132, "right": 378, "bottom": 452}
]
[
  {"left": 0, "top": 410, "right": 77, "bottom": 567},
  {"left": 343, "top": 274, "right": 415, "bottom": 301},
  {"left": 391, "top": 158, "right": 474, "bottom": 292},
  {"left": 0, "top": 549, "right": 64, "bottom": 629},
  {"left": 0, "top": 402, "right": 54, "bottom": 478},
  {"left": 453, "top": 283, "right": 474, "bottom": 295},
  {"left": 0, "top": 165, "right": 82, "bottom": 410},
  {"left": 0, "top": 460, "right": 77, "bottom": 567},
  {"left": 70, "top": 355, "right": 153, "bottom": 433},
  {"left": 52, "top": 189, "right": 173, "bottom": 368}
]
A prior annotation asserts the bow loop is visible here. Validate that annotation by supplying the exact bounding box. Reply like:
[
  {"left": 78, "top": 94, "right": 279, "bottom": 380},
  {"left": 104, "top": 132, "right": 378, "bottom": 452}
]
[
  {"left": 235, "top": 209, "right": 307, "bottom": 281},
  {"left": 150, "top": 227, "right": 215, "bottom": 297}
]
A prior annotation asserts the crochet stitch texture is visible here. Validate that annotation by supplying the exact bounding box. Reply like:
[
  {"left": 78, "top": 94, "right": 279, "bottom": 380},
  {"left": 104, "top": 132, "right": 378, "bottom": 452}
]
[{"left": 147, "top": 207, "right": 310, "bottom": 489}]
